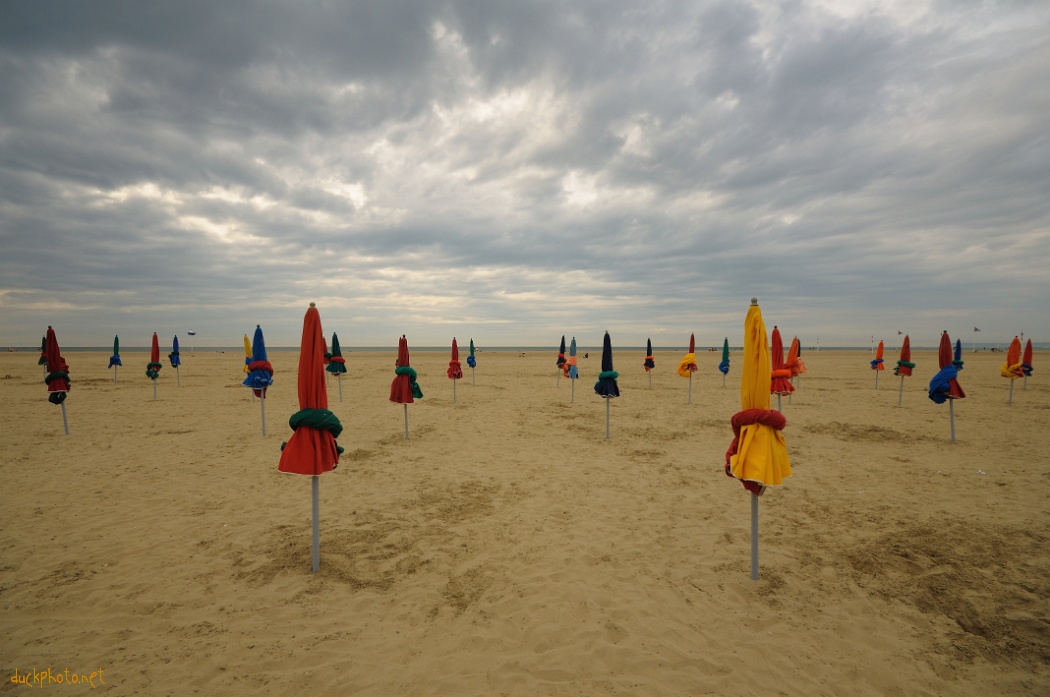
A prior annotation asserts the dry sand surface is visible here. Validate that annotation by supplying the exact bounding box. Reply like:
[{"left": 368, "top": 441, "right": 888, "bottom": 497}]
[{"left": 2, "top": 347, "right": 1048, "bottom": 696}]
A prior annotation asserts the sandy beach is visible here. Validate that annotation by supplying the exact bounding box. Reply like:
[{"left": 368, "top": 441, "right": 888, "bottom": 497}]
[{"left": 2, "top": 347, "right": 1047, "bottom": 695}]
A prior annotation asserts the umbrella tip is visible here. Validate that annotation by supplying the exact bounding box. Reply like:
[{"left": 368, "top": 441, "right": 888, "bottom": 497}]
[
  {"left": 309, "top": 302, "right": 316, "bottom": 308},
  {"left": 751, "top": 297, "right": 758, "bottom": 305}
]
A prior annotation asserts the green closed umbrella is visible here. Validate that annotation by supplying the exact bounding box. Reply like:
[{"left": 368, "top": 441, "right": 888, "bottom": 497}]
[{"left": 326, "top": 332, "right": 347, "bottom": 401}]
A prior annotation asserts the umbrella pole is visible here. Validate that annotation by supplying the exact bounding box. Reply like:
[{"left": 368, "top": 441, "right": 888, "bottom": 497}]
[
  {"left": 404, "top": 404, "right": 409, "bottom": 440},
  {"left": 312, "top": 476, "right": 320, "bottom": 574},
  {"left": 176, "top": 366, "right": 181, "bottom": 387},
  {"left": 260, "top": 389, "right": 266, "bottom": 436},
  {"left": 875, "top": 371, "right": 879, "bottom": 390},
  {"left": 649, "top": 371, "right": 652, "bottom": 388},
  {"left": 1008, "top": 380, "right": 1014, "bottom": 406},
  {"left": 789, "top": 379, "right": 793, "bottom": 404},
  {"left": 61, "top": 401, "right": 69, "bottom": 436},
  {"left": 472, "top": 367, "right": 475, "bottom": 385},
  {"left": 688, "top": 374, "right": 692, "bottom": 403},
  {"left": 949, "top": 398, "right": 956, "bottom": 443},
  {"left": 605, "top": 397, "right": 610, "bottom": 440},
  {"left": 722, "top": 373, "right": 725, "bottom": 388},
  {"left": 898, "top": 376, "right": 904, "bottom": 407},
  {"left": 776, "top": 393, "right": 782, "bottom": 412},
  {"left": 750, "top": 493, "right": 759, "bottom": 581},
  {"left": 114, "top": 366, "right": 117, "bottom": 385},
  {"left": 337, "top": 373, "right": 343, "bottom": 402},
  {"left": 453, "top": 378, "right": 457, "bottom": 403},
  {"left": 571, "top": 379, "right": 575, "bottom": 403},
  {"left": 152, "top": 378, "right": 157, "bottom": 401}
]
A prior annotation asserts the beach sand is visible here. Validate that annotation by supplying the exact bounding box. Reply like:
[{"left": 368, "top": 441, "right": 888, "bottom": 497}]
[{"left": 2, "top": 347, "right": 1047, "bottom": 695}]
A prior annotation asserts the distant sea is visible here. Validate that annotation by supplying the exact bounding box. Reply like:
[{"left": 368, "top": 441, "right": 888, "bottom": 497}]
[{"left": 9, "top": 344, "right": 1048, "bottom": 353}]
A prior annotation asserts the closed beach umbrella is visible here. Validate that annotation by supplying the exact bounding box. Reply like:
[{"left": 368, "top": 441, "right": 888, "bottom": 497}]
[
  {"left": 146, "top": 332, "right": 162, "bottom": 401},
  {"left": 929, "top": 331, "right": 965, "bottom": 442},
  {"left": 108, "top": 335, "right": 122, "bottom": 384},
  {"left": 1022, "top": 339, "right": 1034, "bottom": 388},
  {"left": 244, "top": 325, "right": 274, "bottom": 435},
  {"left": 169, "top": 335, "right": 182, "bottom": 386},
  {"left": 467, "top": 338, "right": 477, "bottom": 384},
  {"left": 724, "top": 299, "right": 792, "bottom": 580},
  {"left": 1001, "top": 336, "right": 1024, "bottom": 404},
  {"left": 894, "top": 335, "right": 915, "bottom": 406},
  {"left": 326, "top": 332, "right": 347, "bottom": 402},
  {"left": 44, "top": 326, "right": 71, "bottom": 435},
  {"left": 594, "top": 331, "right": 620, "bottom": 439},
  {"left": 677, "top": 333, "right": 699, "bottom": 402},
  {"left": 870, "top": 339, "right": 885, "bottom": 389},
  {"left": 243, "top": 334, "right": 253, "bottom": 374},
  {"left": 644, "top": 338, "right": 655, "bottom": 387},
  {"left": 390, "top": 335, "right": 422, "bottom": 439},
  {"left": 448, "top": 337, "right": 463, "bottom": 402},
  {"left": 567, "top": 337, "right": 579, "bottom": 402},
  {"left": 557, "top": 336, "right": 567, "bottom": 384},
  {"left": 38, "top": 335, "right": 48, "bottom": 369},
  {"left": 718, "top": 337, "right": 730, "bottom": 387},
  {"left": 278, "top": 303, "right": 342, "bottom": 574},
  {"left": 770, "top": 326, "right": 794, "bottom": 409}
]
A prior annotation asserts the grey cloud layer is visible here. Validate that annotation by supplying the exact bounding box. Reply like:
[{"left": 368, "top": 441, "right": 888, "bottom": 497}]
[{"left": 2, "top": 0, "right": 1047, "bottom": 347}]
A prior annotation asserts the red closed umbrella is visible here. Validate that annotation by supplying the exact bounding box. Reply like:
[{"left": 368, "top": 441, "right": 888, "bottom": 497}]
[
  {"left": 44, "top": 326, "right": 71, "bottom": 434},
  {"left": 870, "top": 340, "right": 885, "bottom": 389},
  {"left": 448, "top": 337, "right": 463, "bottom": 402},
  {"left": 278, "top": 303, "right": 341, "bottom": 573},
  {"left": 929, "top": 331, "right": 965, "bottom": 442},
  {"left": 770, "top": 326, "right": 793, "bottom": 408},
  {"left": 146, "top": 332, "right": 163, "bottom": 400},
  {"left": 1022, "top": 339, "right": 1034, "bottom": 389},
  {"left": 390, "top": 335, "right": 422, "bottom": 439},
  {"left": 894, "top": 335, "right": 914, "bottom": 406}
]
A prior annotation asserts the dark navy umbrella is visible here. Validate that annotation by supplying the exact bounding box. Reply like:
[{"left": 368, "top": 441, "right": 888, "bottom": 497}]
[
  {"left": 169, "top": 335, "right": 182, "bottom": 386},
  {"left": 644, "top": 338, "right": 655, "bottom": 388},
  {"left": 594, "top": 332, "right": 620, "bottom": 438},
  {"left": 108, "top": 335, "right": 122, "bottom": 384}
]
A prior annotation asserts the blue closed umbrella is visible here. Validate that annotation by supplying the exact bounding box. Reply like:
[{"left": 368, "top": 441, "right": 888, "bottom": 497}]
[
  {"left": 243, "top": 325, "right": 274, "bottom": 435},
  {"left": 169, "top": 335, "right": 182, "bottom": 386}
]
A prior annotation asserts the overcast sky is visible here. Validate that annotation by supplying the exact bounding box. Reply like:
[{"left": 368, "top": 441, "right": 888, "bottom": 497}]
[{"left": 2, "top": 0, "right": 1047, "bottom": 350}]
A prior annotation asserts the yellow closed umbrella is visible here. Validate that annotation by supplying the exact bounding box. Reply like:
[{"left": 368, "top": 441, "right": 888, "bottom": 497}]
[
  {"left": 243, "top": 334, "right": 252, "bottom": 374},
  {"left": 725, "top": 298, "right": 792, "bottom": 580}
]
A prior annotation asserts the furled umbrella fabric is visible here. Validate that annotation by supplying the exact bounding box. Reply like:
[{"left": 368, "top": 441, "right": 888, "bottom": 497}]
[
  {"left": 557, "top": 336, "right": 567, "bottom": 378},
  {"left": 278, "top": 303, "right": 342, "bottom": 575},
  {"left": 467, "top": 339, "right": 477, "bottom": 369},
  {"left": 389, "top": 335, "right": 422, "bottom": 403},
  {"left": 719, "top": 337, "right": 730, "bottom": 377},
  {"left": 279, "top": 304, "right": 342, "bottom": 476},
  {"left": 38, "top": 335, "right": 48, "bottom": 367},
  {"left": 894, "top": 336, "right": 914, "bottom": 377},
  {"left": 786, "top": 337, "right": 803, "bottom": 378},
  {"left": 146, "top": 332, "right": 162, "bottom": 380},
  {"left": 169, "top": 336, "right": 182, "bottom": 368},
  {"left": 1022, "top": 339, "right": 1034, "bottom": 379},
  {"left": 44, "top": 326, "right": 71, "bottom": 405},
  {"left": 567, "top": 338, "right": 579, "bottom": 379},
  {"left": 244, "top": 326, "right": 275, "bottom": 398},
  {"left": 769, "top": 327, "right": 794, "bottom": 397},
  {"left": 1000, "top": 336, "right": 1025, "bottom": 379},
  {"left": 108, "top": 335, "right": 122, "bottom": 369},
  {"left": 326, "top": 333, "right": 347, "bottom": 376},
  {"left": 448, "top": 338, "right": 463, "bottom": 379},
  {"left": 677, "top": 333, "right": 698, "bottom": 377},
  {"left": 870, "top": 341, "right": 885, "bottom": 371},
  {"left": 644, "top": 338, "right": 656, "bottom": 372},
  {"left": 725, "top": 304, "right": 792, "bottom": 495},
  {"left": 929, "top": 331, "right": 966, "bottom": 404},
  {"left": 594, "top": 332, "right": 620, "bottom": 398},
  {"left": 243, "top": 334, "right": 253, "bottom": 374}
]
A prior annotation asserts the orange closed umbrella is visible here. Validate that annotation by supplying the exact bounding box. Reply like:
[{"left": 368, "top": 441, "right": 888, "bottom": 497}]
[
  {"left": 870, "top": 340, "right": 885, "bottom": 389},
  {"left": 769, "top": 326, "right": 793, "bottom": 409},
  {"left": 278, "top": 303, "right": 342, "bottom": 573},
  {"left": 1001, "top": 336, "right": 1024, "bottom": 404},
  {"left": 894, "top": 335, "right": 915, "bottom": 406},
  {"left": 724, "top": 298, "right": 792, "bottom": 580}
]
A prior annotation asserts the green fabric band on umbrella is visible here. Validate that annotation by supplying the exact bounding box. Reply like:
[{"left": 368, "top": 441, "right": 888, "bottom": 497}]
[
  {"left": 599, "top": 370, "right": 619, "bottom": 380},
  {"left": 395, "top": 365, "right": 423, "bottom": 398},
  {"left": 281, "top": 408, "right": 345, "bottom": 454},
  {"left": 146, "top": 361, "right": 162, "bottom": 379},
  {"left": 897, "top": 361, "right": 916, "bottom": 369},
  {"left": 44, "top": 371, "right": 70, "bottom": 385}
]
